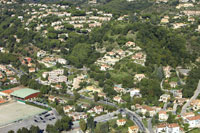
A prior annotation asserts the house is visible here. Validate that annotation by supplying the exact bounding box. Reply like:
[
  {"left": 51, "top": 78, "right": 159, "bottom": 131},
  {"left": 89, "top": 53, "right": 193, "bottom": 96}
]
[
  {"left": 126, "top": 41, "right": 136, "bottom": 47},
  {"left": 116, "top": 119, "right": 126, "bottom": 126},
  {"left": 0, "top": 47, "right": 5, "bottom": 53},
  {"left": 141, "top": 105, "right": 156, "bottom": 117},
  {"left": 68, "top": 112, "right": 87, "bottom": 121},
  {"left": 81, "top": 104, "right": 90, "bottom": 109},
  {"left": 177, "top": 98, "right": 188, "bottom": 105},
  {"left": 173, "top": 23, "right": 187, "bottom": 29},
  {"left": 8, "top": 77, "right": 18, "bottom": 84},
  {"left": 48, "top": 95, "right": 57, "bottom": 102},
  {"left": 0, "top": 73, "right": 3, "bottom": 78},
  {"left": 182, "top": 112, "right": 195, "bottom": 120},
  {"left": 159, "top": 94, "right": 170, "bottom": 103},
  {"left": 156, "top": 123, "right": 180, "bottom": 133},
  {"left": 185, "top": 115, "right": 200, "bottom": 128},
  {"left": 63, "top": 105, "right": 74, "bottom": 113},
  {"left": 22, "top": 57, "right": 32, "bottom": 65},
  {"left": 169, "top": 81, "right": 177, "bottom": 88},
  {"left": 159, "top": 111, "right": 169, "bottom": 121},
  {"left": 29, "top": 68, "right": 36, "bottom": 73},
  {"left": 0, "top": 65, "right": 7, "bottom": 71},
  {"left": 57, "top": 58, "right": 67, "bottom": 64},
  {"left": 172, "top": 90, "right": 182, "bottom": 99},
  {"left": 94, "top": 105, "right": 104, "bottom": 114},
  {"left": 89, "top": 22, "right": 102, "bottom": 28},
  {"left": 128, "top": 125, "right": 139, "bottom": 133},
  {"left": 114, "top": 84, "right": 126, "bottom": 93},
  {"left": 156, "top": 0, "right": 168, "bottom": 3},
  {"left": 156, "top": 123, "right": 167, "bottom": 133},
  {"left": 178, "top": 69, "right": 190, "bottom": 76},
  {"left": 161, "top": 16, "right": 169, "bottom": 23},
  {"left": 98, "top": 92, "right": 106, "bottom": 98},
  {"left": 100, "top": 64, "right": 110, "bottom": 71},
  {"left": 176, "top": 3, "right": 194, "bottom": 9},
  {"left": 37, "top": 50, "right": 46, "bottom": 57},
  {"left": 134, "top": 74, "right": 145, "bottom": 82},
  {"left": 163, "top": 66, "right": 172, "bottom": 78},
  {"left": 190, "top": 99, "right": 200, "bottom": 111},
  {"left": 130, "top": 88, "right": 141, "bottom": 97},
  {"left": 54, "top": 84, "right": 62, "bottom": 90},
  {"left": 6, "top": 70, "right": 15, "bottom": 76},
  {"left": 167, "top": 123, "right": 180, "bottom": 133},
  {"left": 132, "top": 52, "right": 145, "bottom": 60},
  {"left": 85, "top": 86, "right": 102, "bottom": 93},
  {"left": 113, "top": 96, "right": 123, "bottom": 103}
]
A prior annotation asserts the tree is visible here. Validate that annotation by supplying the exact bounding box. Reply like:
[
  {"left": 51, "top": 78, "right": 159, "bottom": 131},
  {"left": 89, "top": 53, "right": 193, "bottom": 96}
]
[
  {"left": 30, "top": 125, "right": 40, "bottom": 133},
  {"left": 73, "top": 91, "right": 81, "bottom": 101},
  {"left": 21, "top": 127, "right": 29, "bottom": 133},
  {"left": 183, "top": 123, "right": 189, "bottom": 131},
  {"left": 94, "top": 122, "right": 109, "bottom": 133},
  {"left": 46, "top": 124, "right": 58, "bottom": 133},
  {"left": 167, "top": 112, "right": 176, "bottom": 123},
  {"left": 8, "top": 131, "right": 14, "bottom": 133},
  {"left": 79, "top": 119, "right": 87, "bottom": 132},
  {"left": 87, "top": 116, "right": 95, "bottom": 131},
  {"left": 94, "top": 92, "right": 99, "bottom": 102}
]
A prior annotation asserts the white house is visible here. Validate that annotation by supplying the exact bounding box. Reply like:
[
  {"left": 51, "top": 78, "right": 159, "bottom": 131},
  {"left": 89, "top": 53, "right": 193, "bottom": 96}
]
[
  {"left": 159, "top": 111, "right": 169, "bottom": 121},
  {"left": 57, "top": 58, "right": 67, "bottom": 64},
  {"left": 156, "top": 123, "right": 180, "bottom": 133},
  {"left": 130, "top": 88, "right": 141, "bottom": 97},
  {"left": 116, "top": 119, "right": 126, "bottom": 126},
  {"left": 128, "top": 125, "right": 139, "bottom": 133},
  {"left": 63, "top": 105, "right": 74, "bottom": 113},
  {"left": 159, "top": 94, "right": 170, "bottom": 103},
  {"left": 185, "top": 115, "right": 200, "bottom": 128},
  {"left": 134, "top": 74, "right": 145, "bottom": 82}
]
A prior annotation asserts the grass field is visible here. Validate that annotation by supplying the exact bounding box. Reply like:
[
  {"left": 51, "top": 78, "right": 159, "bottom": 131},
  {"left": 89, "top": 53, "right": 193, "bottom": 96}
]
[{"left": 0, "top": 101, "right": 46, "bottom": 126}]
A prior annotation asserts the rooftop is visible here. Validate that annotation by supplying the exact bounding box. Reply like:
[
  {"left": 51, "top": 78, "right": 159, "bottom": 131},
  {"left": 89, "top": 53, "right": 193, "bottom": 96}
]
[{"left": 11, "top": 88, "right": 40, "bottom": 99}]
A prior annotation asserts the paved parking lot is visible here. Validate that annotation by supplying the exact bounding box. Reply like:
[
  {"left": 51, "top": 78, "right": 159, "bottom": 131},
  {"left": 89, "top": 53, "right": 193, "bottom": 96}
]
[
  {"left": 0, "top": 107, "right": 60, "bottom": 133},
  {"left": 0, "top": 102, "right": 46, "bottom": 126}
]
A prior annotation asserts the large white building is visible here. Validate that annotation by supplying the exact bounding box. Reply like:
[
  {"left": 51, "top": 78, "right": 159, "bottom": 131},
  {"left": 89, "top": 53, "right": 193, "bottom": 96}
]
[
  {"left": 156, "top": 123, "right": 180, "bottom": 133},
  {"left": 185, "top": 115, "right": 200, "bottom": 128}
]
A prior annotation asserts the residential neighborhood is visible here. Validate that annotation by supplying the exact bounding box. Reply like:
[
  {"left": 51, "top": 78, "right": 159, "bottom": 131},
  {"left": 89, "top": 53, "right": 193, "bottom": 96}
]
[{"left": 0, "top": 0, "right": 200, "bottom": 133}]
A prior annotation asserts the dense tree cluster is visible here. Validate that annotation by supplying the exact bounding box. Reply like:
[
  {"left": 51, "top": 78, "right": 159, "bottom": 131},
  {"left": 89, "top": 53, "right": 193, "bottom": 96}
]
[{"left": 183, "top": 67, "right": 200, "bottom": 98}]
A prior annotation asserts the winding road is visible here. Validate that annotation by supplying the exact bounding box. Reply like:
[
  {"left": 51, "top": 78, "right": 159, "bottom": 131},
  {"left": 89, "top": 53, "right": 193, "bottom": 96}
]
[{"left": 181, "top": 80, "right": 200, "bottom": 115}]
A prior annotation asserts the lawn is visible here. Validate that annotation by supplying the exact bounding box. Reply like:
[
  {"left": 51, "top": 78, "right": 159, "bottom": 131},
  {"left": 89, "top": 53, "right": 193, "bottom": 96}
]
[{"left": 188, "top": 128, "right": 200, "bottom": 133}]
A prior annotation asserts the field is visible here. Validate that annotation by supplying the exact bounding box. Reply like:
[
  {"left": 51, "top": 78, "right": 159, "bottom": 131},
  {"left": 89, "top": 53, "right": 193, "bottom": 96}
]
[{"left": 0, "top": 101, "right": 46, "bottom": 126}]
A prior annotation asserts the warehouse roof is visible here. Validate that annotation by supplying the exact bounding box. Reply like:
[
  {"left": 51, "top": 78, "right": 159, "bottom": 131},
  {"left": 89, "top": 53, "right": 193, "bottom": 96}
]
[{"left": 11, "top": 88, "right": 40, "bottom": 99}]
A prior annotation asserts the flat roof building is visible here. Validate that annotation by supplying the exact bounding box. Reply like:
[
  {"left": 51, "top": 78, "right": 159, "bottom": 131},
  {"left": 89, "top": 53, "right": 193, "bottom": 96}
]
[{"left": 11, "top": 88, "right": 40, "bottom": 100}]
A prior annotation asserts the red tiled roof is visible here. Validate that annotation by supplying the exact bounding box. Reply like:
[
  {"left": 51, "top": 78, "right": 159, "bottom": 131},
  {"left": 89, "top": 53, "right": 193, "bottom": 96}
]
[{"left": 187, "top": 115, "right": 200, "bottom": 121}]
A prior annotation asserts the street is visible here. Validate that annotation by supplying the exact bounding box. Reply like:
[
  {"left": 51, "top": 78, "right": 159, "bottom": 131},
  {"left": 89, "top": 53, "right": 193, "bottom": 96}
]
[
  {"left": 147, "top": 118, "right": 154, "bottom": 133},
  {"left": 181, "top": 80, "right": 200, "bottom": 115}
]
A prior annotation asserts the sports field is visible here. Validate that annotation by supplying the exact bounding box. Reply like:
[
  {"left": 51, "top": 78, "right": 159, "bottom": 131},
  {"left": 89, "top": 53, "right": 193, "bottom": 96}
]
[{"left": 0, "top": 101, "right": 46, "bottom": 126}]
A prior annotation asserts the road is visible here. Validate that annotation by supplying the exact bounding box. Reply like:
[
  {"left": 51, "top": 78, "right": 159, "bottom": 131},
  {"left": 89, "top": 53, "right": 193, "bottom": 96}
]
[
  {"left": 172, "top": 103, "right": 178, "bottom": 115},
  {"left": 181, "top": 80, "right": 200, "bottom": 115},
  {"left": 71, "top": 111, "right": 119, "bottom": 129},
  {"left": 122, "top": 108, "right": 146, "bottom": 132},
  {"left": 148, "top": 118, "right": 154, "bottom": 133},
  {"left": 65, "top": 90, "right": 145, "bottom": 132},
  {"left": 7, "top": 66, "right": 25, "bottom": 77},
  {"left": 160, "top": 78, "right": 169, "bottom": 93}
]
